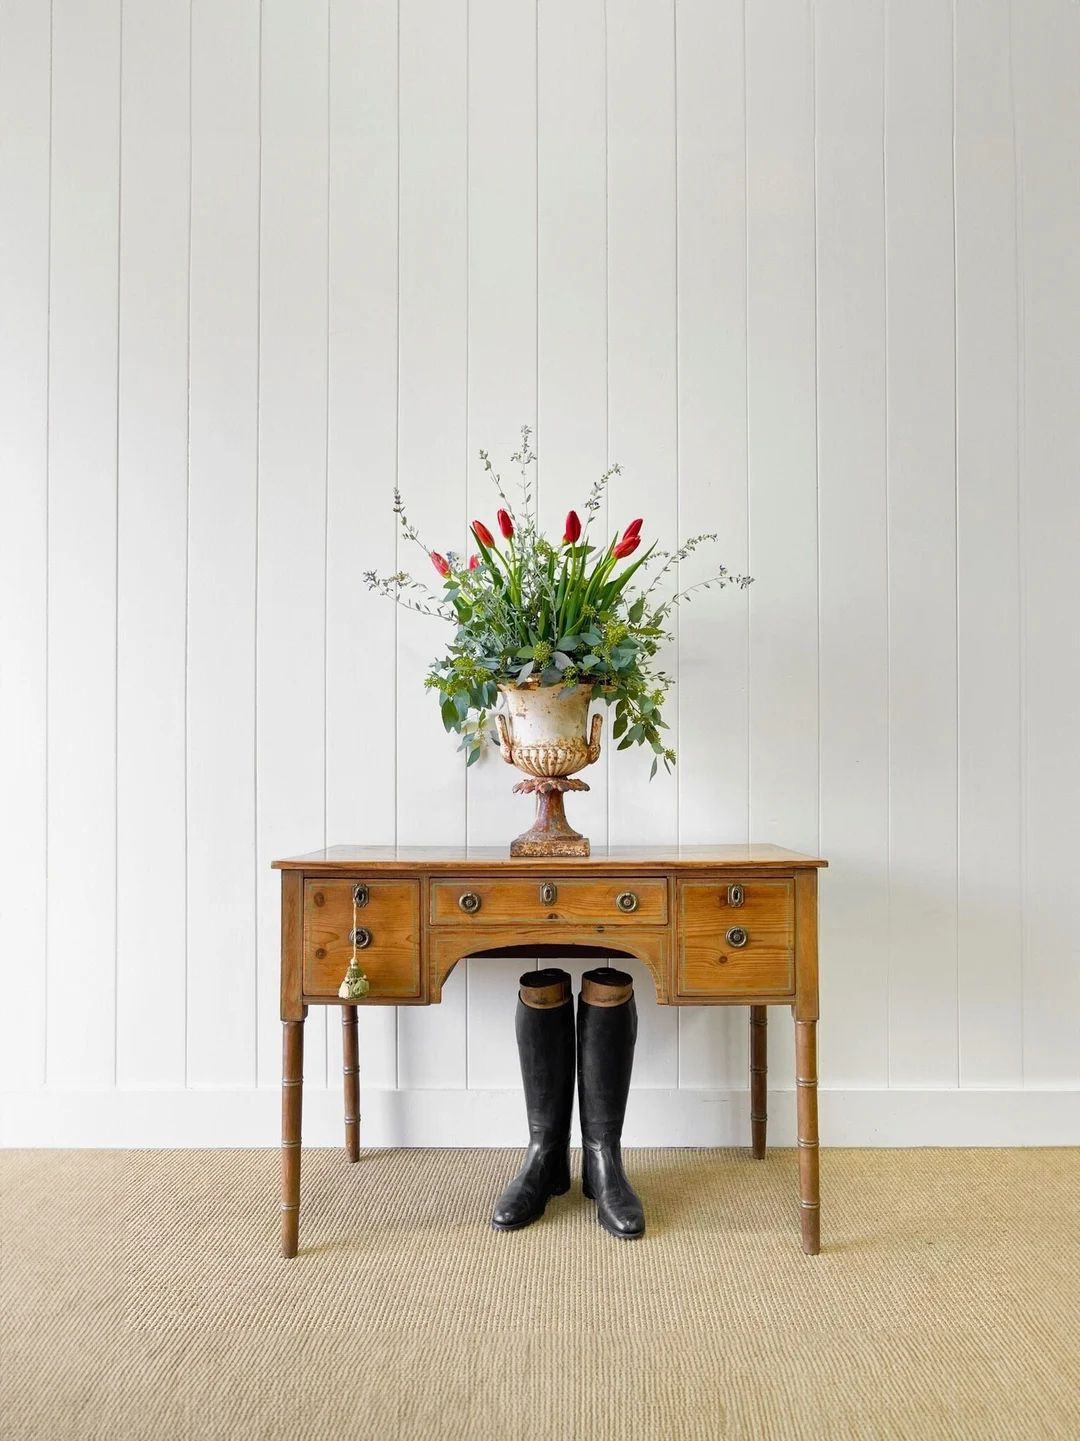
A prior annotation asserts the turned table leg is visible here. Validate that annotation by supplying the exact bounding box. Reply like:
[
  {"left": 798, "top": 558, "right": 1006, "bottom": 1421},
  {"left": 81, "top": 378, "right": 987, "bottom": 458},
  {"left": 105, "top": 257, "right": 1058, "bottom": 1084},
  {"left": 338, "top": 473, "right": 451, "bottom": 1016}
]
[
  {"left": 795, "top": 1018, "right": 820, "bottom": 1255},
  {"left": 750, "top": 1007, "right": 767, "bottom": 1159},
  {"left": 281, "top": 1015, "right": 305, "bottom": 1258},
  {"left": 342, "top": 1006, "right": 360, "bottom": 1162}
]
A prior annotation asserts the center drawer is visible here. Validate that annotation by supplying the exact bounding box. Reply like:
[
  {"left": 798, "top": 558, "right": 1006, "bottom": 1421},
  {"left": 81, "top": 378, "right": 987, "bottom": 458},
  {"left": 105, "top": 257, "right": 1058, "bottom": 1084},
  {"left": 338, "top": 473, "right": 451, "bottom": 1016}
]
[{"left": 429, "top": 876, "right": 668, "bottom": 927}]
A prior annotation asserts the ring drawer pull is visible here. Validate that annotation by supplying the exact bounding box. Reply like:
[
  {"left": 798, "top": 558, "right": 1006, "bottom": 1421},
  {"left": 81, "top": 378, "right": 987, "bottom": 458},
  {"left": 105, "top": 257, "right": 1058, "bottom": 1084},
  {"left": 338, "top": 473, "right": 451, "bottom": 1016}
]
[
  {"left": 350, "top": 927, "right": 372, "bottom": 949},
  {"left": 458, "top": 892, "right": 482, "bottom": 915},
  {"left": 353, "top": 883, "right": 369, "bottom": 908},
  {"left": 615, "top": 891, "right": 639, "bottom": 914},
  {"left": 725, "top": 926, "right": 749, "bottom": 948},
  {"left": 727, "top": 884, "right": 744, "bottom": 908},
  {"left": 538, "top": 882, "right": 558, "bottom": 906}
]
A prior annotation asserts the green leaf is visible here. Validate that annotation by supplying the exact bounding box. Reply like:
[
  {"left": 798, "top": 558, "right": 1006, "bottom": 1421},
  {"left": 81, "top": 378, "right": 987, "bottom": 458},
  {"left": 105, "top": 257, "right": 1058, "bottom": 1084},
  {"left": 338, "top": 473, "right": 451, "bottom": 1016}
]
[
  {"left": 517, "top": 660, "right": 535, "bottom": 682},
  {"left": 440, "top": 697, "right": 458, "bottom": 733},
  {"left": 612, "top": 713, "right": 628, "bottom": 740},
  {"left": 552, "top": 651, "right": 572, "bottom": 670},
  {"left": 555, "top": 635, "right": 581, "bottom": 652},
  {"left": 628, "top": 596, "right": 646, "bottom": 624},
  {"left": 466, "top": 744, "right": 482, "bottom": 767},
  {"left": 515, "top": 646, "right": 535, "bottom": 659},
  {"left": 649, "top": 756, "right": 658, "bottom": 780}
]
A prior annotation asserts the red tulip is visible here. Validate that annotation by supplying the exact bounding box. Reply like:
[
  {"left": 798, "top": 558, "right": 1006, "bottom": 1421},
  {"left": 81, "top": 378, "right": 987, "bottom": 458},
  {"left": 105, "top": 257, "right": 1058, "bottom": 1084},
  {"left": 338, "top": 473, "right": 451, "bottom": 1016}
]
[
  {"left": 562, "top": 510, "right": 582, "bottom": 544},
  {"left": 472, "top": 519, "right": 495, "bottom": 548},
  {"left": 613, "top": 534, "right": 640, "bottom": 560},
  {"left": 468, "top": 553, "right": 479, "bottom": 570},
  {"left": 497, "top": 509, "right": 514, "bottom": 540},
  {"left": 623, "top": 518, "right": 643, "bottom": 540},
  {"left": 430, "top": 551, "right": 450, "bottom": 577}
]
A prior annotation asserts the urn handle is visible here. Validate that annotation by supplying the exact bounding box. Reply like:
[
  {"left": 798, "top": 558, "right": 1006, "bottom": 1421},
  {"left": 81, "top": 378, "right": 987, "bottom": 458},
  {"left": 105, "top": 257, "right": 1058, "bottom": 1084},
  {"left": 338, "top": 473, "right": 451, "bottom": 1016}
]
[
  {"left": 458, "top": 891, "right": 482, "bottom": 915},
  {"left": 586, "top": 712, "right": 604, "bottom": 765},
  {"left": 495, "top": 712, "right": 514, "bottom": 765}
]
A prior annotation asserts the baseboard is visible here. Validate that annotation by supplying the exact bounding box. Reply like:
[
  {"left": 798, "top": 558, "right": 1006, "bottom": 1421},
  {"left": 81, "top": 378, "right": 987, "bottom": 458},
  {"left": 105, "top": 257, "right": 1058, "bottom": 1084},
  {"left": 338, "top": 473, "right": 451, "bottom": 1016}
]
[{"left": 2, "top": 1086, "right": 1078, "bottom": 1148}]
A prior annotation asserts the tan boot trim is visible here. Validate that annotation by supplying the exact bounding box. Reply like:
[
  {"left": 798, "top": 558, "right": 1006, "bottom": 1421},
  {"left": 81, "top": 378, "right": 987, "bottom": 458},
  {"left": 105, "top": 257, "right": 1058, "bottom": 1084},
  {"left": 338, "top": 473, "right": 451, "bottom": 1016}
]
[
  {"left": 581, "top": 977, "right": 634, "bottom": 1008},
  {"left": 520, "top": 980, "right": 572, "bottom": 1010}
]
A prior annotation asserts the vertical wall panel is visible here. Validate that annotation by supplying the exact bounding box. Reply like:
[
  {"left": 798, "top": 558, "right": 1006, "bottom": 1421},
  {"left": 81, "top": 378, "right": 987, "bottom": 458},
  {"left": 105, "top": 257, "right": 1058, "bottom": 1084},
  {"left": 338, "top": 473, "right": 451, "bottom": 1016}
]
[
  {"left": 463, "top": 0, "right": 539, "bottom": 1089},
  {"left": 1013, "top": 0, "right": 1080, "bottom": 1086},
  {"left": 395, "top": 0, "right": 469, "bottom": 1089},
  {"left": 605, "top": 0, "right": 679, "bottom": 1086},
  {"left": 954, "top": 0, "right": 1022, "bottom": 1087},
  {"left": 0, "top": 0, "right": 51, "bottom": 1089},
  {"left": 675, "top": 0, "right": 751, "bottom": 1091},
  {"left": 325, "top": 0, "right": 400, "bottom": 1089},
  {"left": 815, "top": 0, "right": 889, "bottom": 1088},
  {"left": 746, "top": 0, "right": 818, "bottom": 1092},
  {"left": 255, "top": 0, "right": 330, "bottom": 1088},
  {"left": 884, "top": 0, "right": 959, "bottom": 1087},
  {"left": 115, "top": 0, "right": 190, "bottom": 1087},
  {"left": 186, "top": 0, "right": 260, "bottom": 1089},
  {"left": 536, "top": 0, "right": 610, "bottom": 856},
  {"left": 45, "top": 0, "right": 122, "bottom": 1088}
]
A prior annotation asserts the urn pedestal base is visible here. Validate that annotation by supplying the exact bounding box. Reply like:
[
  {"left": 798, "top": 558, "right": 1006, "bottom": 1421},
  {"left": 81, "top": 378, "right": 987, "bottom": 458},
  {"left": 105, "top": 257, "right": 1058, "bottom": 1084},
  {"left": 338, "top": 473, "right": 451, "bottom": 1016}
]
[{"left": 510, "top": 777, "right": 591, "bottom": 858}]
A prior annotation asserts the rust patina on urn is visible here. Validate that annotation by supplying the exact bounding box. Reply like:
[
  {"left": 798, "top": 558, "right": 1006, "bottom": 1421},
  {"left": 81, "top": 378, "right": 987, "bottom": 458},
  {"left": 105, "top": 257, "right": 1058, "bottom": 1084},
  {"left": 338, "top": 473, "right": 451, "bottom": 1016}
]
[{"left": 495, "top": 681, "right": 603, "bottom": 857}]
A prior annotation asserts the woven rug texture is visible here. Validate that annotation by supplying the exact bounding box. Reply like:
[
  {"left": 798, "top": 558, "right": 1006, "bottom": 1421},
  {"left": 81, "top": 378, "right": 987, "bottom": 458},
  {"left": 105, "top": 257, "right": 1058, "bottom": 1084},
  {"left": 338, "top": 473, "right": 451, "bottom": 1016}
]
[{"left": 2, "top": 1147, "right": 1078, "bottom": 1441}]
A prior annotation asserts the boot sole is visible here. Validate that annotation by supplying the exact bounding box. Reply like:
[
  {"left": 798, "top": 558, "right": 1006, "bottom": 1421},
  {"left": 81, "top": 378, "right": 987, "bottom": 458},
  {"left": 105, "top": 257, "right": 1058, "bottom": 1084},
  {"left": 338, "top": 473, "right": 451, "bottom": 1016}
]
[{"left": 490, "top": 1181, "right": 570, "bottom": 1232}]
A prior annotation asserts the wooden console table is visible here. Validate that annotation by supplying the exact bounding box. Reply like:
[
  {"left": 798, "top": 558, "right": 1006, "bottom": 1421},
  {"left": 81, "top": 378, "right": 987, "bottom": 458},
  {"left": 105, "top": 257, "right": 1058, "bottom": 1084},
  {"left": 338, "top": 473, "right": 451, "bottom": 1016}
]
[{"left": 273, "top": 844, "right": 827, "bottom": 1258}]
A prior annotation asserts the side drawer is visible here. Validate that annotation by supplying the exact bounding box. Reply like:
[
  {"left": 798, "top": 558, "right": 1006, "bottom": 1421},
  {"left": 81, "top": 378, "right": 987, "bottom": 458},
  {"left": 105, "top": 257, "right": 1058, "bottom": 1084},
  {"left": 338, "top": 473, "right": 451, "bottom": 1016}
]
[
  {"left": 429, "top": 876, "right": 668, "bottom": 927},
  {"left": 676, "top": 878, "right": 795, "bottom": 998},
  {"left": 303, "top": 879, "right": 422, "bottom": 1000}
]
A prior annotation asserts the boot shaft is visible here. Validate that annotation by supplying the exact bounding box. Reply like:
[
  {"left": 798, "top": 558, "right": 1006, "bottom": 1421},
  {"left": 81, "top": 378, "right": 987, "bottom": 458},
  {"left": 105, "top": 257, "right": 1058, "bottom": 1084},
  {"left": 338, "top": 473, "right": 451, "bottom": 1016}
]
[
  {"left": 515, "top": 969, "right": 576, "bottom": 1141},
  {"left": 576, "top": 966, "right": 638, "bottom": 1141}
]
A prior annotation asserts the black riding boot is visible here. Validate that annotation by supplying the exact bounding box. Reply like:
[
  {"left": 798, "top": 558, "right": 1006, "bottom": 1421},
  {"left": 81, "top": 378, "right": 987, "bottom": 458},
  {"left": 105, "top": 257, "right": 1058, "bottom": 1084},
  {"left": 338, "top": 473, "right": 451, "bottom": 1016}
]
[
  {"left": 491, "top": 969, "right": 575, "bottom": 1231},
  {"left": 577, "top": 967, "right": 645, "bottom": 1239}
]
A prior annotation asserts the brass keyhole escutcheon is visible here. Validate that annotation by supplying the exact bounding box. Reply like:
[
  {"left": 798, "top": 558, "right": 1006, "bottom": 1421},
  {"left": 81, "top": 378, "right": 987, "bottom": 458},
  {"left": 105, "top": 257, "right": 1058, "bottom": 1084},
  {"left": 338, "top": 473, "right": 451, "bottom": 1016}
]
[
  {"left": 727, "top": 884, "right": 744, "bottom": 908},
  {"left": 725, "top": 926, "right": 749, "bottom": 948},
  {"left": 615, "top": 891, "right": 638, "bottom": 914},
  {"left": 353, "top": 884, "right": 369, "bottom": 908},
  {"left": 539, "top": 882, "right": 557, "bottom": 906},
  {"left": 350, "top": 927, "right": 372, "bottom": 949},
  {"left": 458, "top": 892, "right": 481, "bottom": 914}
]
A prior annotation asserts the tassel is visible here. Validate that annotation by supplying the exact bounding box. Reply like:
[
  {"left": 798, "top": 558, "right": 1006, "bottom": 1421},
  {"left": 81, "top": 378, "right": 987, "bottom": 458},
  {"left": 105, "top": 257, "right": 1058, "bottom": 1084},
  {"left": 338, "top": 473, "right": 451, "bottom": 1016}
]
[{"left": 338, "top": 958, "right": 370, "bottom": 1001}]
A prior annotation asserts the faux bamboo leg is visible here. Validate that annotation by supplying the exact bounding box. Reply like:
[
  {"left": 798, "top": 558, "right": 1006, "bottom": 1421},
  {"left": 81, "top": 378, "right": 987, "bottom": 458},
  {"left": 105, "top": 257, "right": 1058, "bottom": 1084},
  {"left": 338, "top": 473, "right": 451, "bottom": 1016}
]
[
  {"left": 750, "top": 1006, "right": 767, "bottom": 1159},
  {"left": 342, "top": 1005, "right": 360, "bottom": 1163},
  {"left": 281, "top": 1017, "right": 305, "bottom": 1258},
  {"left": 795, "top": 1018, "right": 820, "bottom": 1255}
]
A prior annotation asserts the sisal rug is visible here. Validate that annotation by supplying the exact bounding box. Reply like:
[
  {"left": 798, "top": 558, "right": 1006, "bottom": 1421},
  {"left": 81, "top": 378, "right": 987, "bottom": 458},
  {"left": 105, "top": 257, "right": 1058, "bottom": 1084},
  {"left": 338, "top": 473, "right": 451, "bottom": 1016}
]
[{"left": 2, "top": 1147, "right": 1079, "bottom": 1440}]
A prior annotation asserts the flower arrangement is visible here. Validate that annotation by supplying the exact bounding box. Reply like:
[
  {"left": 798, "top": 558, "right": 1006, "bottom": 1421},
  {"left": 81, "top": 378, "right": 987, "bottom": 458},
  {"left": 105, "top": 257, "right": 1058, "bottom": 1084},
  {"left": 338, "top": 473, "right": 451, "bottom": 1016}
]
[{"left": 363, "top": 428, "right": 751, "bottom": 778}]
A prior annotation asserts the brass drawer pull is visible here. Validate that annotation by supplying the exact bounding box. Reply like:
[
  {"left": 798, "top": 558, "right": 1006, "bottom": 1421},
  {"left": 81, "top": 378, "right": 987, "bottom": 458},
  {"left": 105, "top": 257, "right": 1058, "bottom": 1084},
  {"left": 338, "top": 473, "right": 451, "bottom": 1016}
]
[
  {"left": 725, "top": 926, "right": 749, "bottom": 948},
  {"left": 727, "top": 884, "right": 744, "bottom": 908},
  {"left": 353, "top": 883, "right": 369, "bottom": 908},
  {"left": 615, "top": 891, "right": 639, "bottom": 914},
  {"left": 539, "top": 881, "right": 558, "bottom": 906},
  {"left": 458, "top": 892, "right": 482, "bottom": 915},
  {"left": 350, "top": 927, "right": 372, "bottom": 949}
]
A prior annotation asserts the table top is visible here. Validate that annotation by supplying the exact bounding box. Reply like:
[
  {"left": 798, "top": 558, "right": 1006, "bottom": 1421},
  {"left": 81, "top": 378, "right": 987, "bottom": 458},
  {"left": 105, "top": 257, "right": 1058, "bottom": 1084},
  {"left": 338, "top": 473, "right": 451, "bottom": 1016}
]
[{"left": 273, "top": 844, "right": 827, "bottom": 873}]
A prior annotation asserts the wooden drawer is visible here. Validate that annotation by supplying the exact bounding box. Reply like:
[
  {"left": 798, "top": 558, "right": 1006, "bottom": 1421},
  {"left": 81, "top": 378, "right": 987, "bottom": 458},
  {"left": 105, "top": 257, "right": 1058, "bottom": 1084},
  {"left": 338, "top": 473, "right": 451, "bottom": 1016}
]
[
  {"left": 303, "top": 879, "right": 422, "bottom": 1000},
  {"left": 429, "top": 876, "right": 668, "bottom": 927},
  {"left": 676, "top": 878, "right": 794, "bottom": 998}
]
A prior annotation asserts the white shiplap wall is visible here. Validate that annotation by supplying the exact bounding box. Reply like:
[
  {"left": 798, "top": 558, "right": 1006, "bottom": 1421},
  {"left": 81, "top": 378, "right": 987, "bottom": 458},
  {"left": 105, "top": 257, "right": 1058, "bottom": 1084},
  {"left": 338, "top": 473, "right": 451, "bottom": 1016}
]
[{"left": 2, "top": 0, "right": 1078, "bottom": 1147}]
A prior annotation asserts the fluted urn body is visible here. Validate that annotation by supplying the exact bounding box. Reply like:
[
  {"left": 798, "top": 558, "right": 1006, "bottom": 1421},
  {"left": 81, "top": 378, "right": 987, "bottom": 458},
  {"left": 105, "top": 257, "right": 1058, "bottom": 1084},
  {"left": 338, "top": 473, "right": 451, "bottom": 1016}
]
[{"left": 495, "top": 682, "right": 602, "bottom": 779}]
